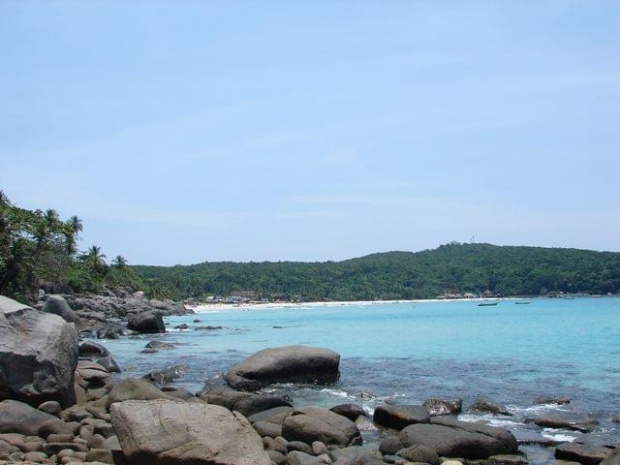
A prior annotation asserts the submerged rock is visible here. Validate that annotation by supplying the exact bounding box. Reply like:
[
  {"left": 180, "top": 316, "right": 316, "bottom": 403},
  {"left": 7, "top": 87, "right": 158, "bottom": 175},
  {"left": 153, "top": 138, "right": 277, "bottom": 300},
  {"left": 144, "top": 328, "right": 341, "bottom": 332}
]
[
  {"left": 555, "top": 442, "right": 614, "bottom": 465},
  {"left": 468, "top": 396, "right": 511, "bottom": 416},
  {"left": 225, "top": 345, "right": 340, "bottom": 391},
  {"left": 111, "top": 399, "right": 271, "bottom": 465},
  {"left": 533, "top": 413, "right": 597, "bottom": 433},
  {"left": 0, "top": 295, "right": 78, "bottom": 407},
  {"left": 424, "top": 397, "right": 463, "bottom": 416}
]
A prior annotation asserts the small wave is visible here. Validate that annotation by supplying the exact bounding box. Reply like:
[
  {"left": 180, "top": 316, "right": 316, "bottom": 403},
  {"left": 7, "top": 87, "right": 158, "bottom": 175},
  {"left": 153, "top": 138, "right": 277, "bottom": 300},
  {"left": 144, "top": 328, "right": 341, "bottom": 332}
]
[
  {"left": 458, "top": 413, "right": 522, "bottom": 429},
  {"left": 541, "top": 428, "right": 578, "bottom": 442},
  {"left": 510, "top": 404, "right": 570, "bottom": 415},
  {"left": 319, "top": 388, "right": 353, "bottom": 399}
]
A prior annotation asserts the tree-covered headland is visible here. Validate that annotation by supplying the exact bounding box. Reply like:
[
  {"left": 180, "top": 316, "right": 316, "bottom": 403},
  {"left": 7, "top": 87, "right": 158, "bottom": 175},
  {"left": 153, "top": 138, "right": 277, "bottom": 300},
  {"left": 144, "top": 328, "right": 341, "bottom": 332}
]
[
  {"left": 2, "top": 192, "right": 619, "bottom": 303},
  {"left": 0, "top": 191, "right": 140, "bottom": 303}
]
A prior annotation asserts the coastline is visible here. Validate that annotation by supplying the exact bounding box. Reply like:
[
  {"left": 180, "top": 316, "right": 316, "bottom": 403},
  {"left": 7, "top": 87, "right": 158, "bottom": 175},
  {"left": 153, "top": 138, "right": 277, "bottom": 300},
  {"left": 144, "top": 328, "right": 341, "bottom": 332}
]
[{"left": 187, "top": 297, "right": 520, "bottom": 313}]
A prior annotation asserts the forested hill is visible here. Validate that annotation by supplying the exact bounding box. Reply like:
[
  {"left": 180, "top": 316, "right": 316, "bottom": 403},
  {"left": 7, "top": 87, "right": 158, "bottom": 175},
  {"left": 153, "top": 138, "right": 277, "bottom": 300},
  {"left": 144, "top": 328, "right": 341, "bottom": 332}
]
[{"left": 132, "top": 243, "right": 620, "bottom": 301}]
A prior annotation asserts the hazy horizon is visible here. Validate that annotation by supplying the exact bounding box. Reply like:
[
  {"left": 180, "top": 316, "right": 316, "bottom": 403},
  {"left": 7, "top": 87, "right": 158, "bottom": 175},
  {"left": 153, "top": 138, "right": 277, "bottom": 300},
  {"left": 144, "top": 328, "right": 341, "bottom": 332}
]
[{"left": 2, "top": 1, "right": 619, "bottom": 266}]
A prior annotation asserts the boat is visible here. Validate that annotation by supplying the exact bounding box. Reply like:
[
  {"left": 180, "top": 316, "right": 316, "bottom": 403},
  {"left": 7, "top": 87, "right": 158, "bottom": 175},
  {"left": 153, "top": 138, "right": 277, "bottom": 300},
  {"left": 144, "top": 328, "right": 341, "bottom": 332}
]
[
  {"left": 478, "top": 301, "right": 499, "bottom": 306},
  {"left": 515, "top": 300, "right": 530, "bottom": 305}
]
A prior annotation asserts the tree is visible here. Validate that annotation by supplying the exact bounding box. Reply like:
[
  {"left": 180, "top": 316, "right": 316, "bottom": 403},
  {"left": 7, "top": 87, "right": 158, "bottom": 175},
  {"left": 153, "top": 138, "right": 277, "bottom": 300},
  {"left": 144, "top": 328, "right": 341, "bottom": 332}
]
[
  {"left": 112, "top": 255, "right": 128, "bottom": 269},
  {"left": 80, "top": 245, "right": 107, "bottom": 272}
]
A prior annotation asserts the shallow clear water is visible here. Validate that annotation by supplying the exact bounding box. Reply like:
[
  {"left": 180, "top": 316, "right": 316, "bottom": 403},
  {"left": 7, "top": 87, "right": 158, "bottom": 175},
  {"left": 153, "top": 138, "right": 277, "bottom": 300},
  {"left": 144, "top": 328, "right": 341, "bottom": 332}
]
[{"left": 101, "top": 297, "right": 620, "bottom": 452}]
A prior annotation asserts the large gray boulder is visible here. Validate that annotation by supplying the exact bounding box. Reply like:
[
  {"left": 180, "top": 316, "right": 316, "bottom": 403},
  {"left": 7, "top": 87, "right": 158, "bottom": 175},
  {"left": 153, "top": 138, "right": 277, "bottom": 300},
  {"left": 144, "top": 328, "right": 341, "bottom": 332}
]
[
  {"left": 225, "top": 345, "right": 340, "bottom": 391},
  {"left": 0, "top": 295, "right": 78, "bottom": 407},
  {"left": 110, "top": 399, "right": 271, "bottom": 465},
  {"left": 41, "top": 294, "right": 81, "bottom": 324},
  {"left": 127, "top": 310, "right": 165, "bottom": 333},
  {"left": 0, "top": 399, "right": 67, "bottom": 436},
  {"left": 282, "top": 406, "right": 362, "bottom": 447},
  {"left": 399, "top": 417, "right": 518, "bottom": 459}
]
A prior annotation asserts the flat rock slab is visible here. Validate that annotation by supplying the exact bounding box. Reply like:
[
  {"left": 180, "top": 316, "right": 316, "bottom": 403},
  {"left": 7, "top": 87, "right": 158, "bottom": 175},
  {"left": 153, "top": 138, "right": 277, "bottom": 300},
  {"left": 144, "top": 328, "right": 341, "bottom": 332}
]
[
  {"left": 399, "top": 417, "right": 518, "bottom": 459},
  {"left": 110, "top": 399, "right": 270, "bottom": 465},
  {"left": 555, "top": 442, "right": 615, "bottom": 465},
  {"left": 225, "top": 345, "right": 340, "bottom": 391}
]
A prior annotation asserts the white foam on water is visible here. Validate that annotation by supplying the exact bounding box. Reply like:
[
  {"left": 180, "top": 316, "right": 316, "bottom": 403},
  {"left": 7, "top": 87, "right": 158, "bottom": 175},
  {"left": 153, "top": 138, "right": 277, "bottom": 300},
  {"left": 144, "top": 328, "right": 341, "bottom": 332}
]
[
  {"left": 510, "top": 404, "right": 570, "bottom": 415},
  {"left": 541, "top": 429, "right": 578, "bottom": 442},
  {"left": 458, "top": 413, "right": 522, "bottom": 429},
  {"left": 320, "top": 388, "right": 354, "bottom": 399}
]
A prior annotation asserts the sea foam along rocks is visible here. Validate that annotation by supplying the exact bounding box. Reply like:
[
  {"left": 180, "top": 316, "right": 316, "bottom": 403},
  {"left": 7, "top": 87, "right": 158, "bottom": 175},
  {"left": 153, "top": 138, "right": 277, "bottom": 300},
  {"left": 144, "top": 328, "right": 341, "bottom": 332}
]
[
  {"left": 110, "top": 399, "right": 271, "bottom": 465},
  {"left": 399, "top": 416, "right": 518, "bottom": 459},
  {"left": 282, "top": 406, "right": 362, "bottom": 447},
  {"left": 0, "top": 295, "right": 79, "bottom": 407},
  {"left": 225, "top": 345, "right": 341, "bottom": 391}
]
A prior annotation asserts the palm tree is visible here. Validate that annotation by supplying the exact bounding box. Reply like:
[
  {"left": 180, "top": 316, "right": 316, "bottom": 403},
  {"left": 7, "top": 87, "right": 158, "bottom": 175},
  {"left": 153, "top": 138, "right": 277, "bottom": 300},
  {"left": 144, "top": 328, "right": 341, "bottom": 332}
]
[
  {"left": 111, "top": 255, "right": 128, "bottom": 269},
  {"left": 64, "top": 215, "right": 83, "bottom": 255},
  {"left": 81, "top": 245, "right": 107, "bottom": 270}
]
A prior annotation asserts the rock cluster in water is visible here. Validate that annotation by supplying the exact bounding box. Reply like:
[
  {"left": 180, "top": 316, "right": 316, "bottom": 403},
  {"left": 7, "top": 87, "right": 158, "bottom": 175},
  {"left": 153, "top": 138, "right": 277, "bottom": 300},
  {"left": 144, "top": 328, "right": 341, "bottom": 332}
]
[{"left": 1, "top": 294, "right": 619, "bottom": 465}]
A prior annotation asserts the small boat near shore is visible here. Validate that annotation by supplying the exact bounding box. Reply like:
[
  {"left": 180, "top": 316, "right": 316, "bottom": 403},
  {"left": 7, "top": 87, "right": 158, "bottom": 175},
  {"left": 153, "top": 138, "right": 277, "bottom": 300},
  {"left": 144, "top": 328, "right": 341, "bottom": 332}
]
[
  {"left": 515, "top": 300, "right": 531, "bottom": 305},
  {"left": 478, "top": 301, "right": 499, "bottom": 306}
]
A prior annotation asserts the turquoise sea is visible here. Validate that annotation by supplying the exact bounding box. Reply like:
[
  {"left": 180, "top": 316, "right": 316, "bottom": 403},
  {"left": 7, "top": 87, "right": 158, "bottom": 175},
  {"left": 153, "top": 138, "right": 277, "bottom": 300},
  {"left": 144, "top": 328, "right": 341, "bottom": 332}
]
[{"left": 102, "top": 298, "right": 620, "bottom": 457}]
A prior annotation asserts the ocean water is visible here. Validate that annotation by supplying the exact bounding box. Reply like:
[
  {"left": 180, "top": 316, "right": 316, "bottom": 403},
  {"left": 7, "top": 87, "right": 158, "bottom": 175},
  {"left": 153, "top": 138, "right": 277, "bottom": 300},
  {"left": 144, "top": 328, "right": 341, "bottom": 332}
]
[{"left": 101, "top": 298, "right": 620, "bottom": 455}]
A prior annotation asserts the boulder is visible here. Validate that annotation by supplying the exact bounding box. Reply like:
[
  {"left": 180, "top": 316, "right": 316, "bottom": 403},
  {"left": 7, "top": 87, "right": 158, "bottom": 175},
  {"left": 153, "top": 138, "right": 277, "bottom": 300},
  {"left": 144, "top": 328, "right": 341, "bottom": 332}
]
[
  {"left": 331, "top": 403, "right": 366, "bottom": 421},
  {"left": 105, "top": 378, "right": 176, "bottom": 408},
  {"left": 397, "top": 444, "right": 440, "bottom": 465},
  {"left": 78, "top": 341, "right": 121, "bottom": 373},
  {"left": 424, "top": 397, "right": 463, "bottom": 416},
  {"left": 469, "top": 396, "right": 511, "bottom": 415},
  {"left": 225, "top": 345, "right": 340, "bottom": 391},
  {"left": 110, "top": 399, "right": 271, "bottom": 465},
  {"left": 127, "top": 311, "right": 165, "bottom": 334},
  {"left": 534, "top": 395, "right": 571, "bottom": 405},
  {"left": 0, "top": 399, "right": 67, "bottom": 436},
  {"left": 555, "top": 442, "right": 614, "bottom": 465},
  {"left": 282, "top": 406, "right": 362, "bottom": 447},
  {"left": 41, "top": 295, "right": 80, "bottom": 325},
  {"left": 373, "top": 404, "right": 430, "bottom": 429},
  {"left": 248, "top": 406, "right": 294, "bottom": 425},
  {"left": 0, "top": 295, "right": 79, "bottom": 407},
  {"left": 399, "top": 417, "right": 518, "bottom": 459},
  {"left": 144, "top": 341, "right": 176, "bottom": 350},
  {"left": 601, "top": 451, "right": 620, "bottom": 465},
  {"left": 533, "top": 413, "right": 597, "bottom": 433}
]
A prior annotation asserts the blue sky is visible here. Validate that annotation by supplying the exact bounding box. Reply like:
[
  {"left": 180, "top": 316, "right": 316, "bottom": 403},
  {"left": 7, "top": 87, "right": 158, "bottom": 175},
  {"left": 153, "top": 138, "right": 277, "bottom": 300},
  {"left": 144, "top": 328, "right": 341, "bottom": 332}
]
[{"left": 1, "top": 1, "right": 619, "bottom": 265}]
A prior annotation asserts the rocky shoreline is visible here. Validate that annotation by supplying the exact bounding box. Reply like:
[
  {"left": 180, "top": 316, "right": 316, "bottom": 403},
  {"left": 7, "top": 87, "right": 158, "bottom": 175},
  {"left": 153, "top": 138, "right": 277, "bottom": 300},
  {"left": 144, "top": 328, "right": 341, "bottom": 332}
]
[{"left": 1, "top": 294, "right": 619, "bottom": 465}]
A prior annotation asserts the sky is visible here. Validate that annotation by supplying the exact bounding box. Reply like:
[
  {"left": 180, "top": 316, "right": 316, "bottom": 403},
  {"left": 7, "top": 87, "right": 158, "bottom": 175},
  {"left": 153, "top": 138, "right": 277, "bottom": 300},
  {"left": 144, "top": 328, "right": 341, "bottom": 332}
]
[{"left": 1, "top": 1, "right": 619, "bottom": 266}]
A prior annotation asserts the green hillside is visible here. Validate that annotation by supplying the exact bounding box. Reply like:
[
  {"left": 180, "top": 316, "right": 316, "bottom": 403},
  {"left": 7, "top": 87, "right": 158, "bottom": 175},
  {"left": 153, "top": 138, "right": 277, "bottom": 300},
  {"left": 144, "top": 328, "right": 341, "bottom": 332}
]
[{"left": 132, "top": 243, "right": 620, "bottom": 301}]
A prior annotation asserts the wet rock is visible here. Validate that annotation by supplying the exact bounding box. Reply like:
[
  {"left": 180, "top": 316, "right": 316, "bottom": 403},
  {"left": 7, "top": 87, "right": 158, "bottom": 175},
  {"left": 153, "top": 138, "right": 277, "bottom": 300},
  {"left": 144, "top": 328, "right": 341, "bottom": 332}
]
[
  {"left": 330, "top": 403, "right": 366, "bottom": 421},
  {"left": 533, "top": 413, "right": 597, "bottom": 433},
  {"left": 111, "top": 399, "right": 271, "bottom": 465},
  {"left": 282, "top": 406, "right": 362, "bottom": 447},
  {"left": 534, "top": 395, "right": 571, "bottom": 405},
  {"left": 373, "top": 404, "right": 430, "bottom": 429},
  {"left": 399, "top": 417, "right": 518, "bottom": 459},
  {"left": 142, "top": 365, "right": 186, "bottom": 387},
  {"left": 555, "top": 442, "right": 614, "bottom": 465},
  {"left": 0, "top": 296, "right": 79, "bottom": 407},
  {"left": 174, "top": 324, "right": 190, "bottom": 330},
  {"left": 127, "top": 310, "right": 165, "bottom": 334},
  {"left": 144, "top": 340, "right": 176, "bottom": 350},
  {"left": 195, "top": 325, "right": 224, "bottom": 330},
  {"left": 225, "top": 345, "right": 340, "bottom": 391},
  {"left": 612, "top": 414, "right": 620, "bottom": 424},
  {"left": 232, "top": 394, "right": 293, "bottom": 417},
  {"left": 424, "top": 397, "right": 463, "bottom": 416},
  {"left": 468, "top": 396, "right": 511, "bottom": 416}
]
